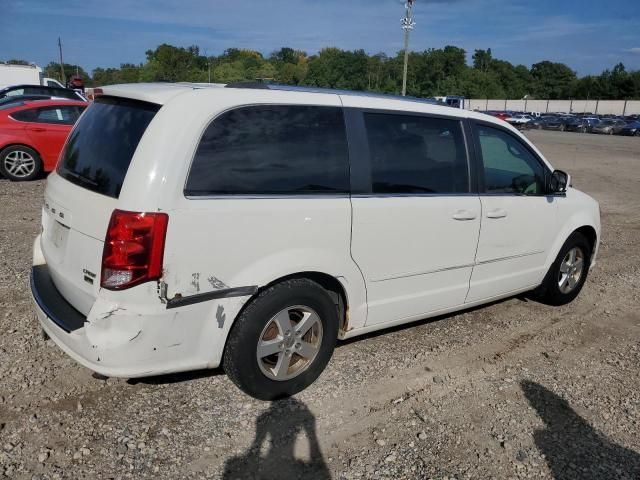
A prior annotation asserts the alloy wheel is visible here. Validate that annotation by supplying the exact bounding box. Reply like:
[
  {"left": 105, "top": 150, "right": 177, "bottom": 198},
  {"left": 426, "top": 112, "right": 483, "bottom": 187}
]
[
  {"left": 558, "top": 247, "right": 585, "bottom": 294},
  {"left": 4, "top": 150, "right": 36, "bottom": 178},
  {"left": 256, "top": 305, "right": 323, "bottom": 381}
]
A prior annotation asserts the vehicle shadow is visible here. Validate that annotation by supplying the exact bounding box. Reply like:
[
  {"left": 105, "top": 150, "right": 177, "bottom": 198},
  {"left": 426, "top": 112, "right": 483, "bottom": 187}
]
[
  {"left": 340, "top": 294, "right": 524, "bottom": 346},
  {"left": 222, "top": 397, "right": 331, "bottom": 480},
  {"left": 521, "top": 380, "right": 640, "bottom": 479},
  {"left": 129, "top": 295, "right": 528, "bottom": 386}
]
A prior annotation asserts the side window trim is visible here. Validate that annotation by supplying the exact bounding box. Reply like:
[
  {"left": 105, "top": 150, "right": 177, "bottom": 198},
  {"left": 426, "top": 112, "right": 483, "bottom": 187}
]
[
  {"left": 470, "top": 119, "right": 551, "bottom": 196},
  {"left": 349, "top": 107, "right": 473, "bottom": 196},
  {"left": 343, "top": 108, "right": 371, "bottom": 195}
]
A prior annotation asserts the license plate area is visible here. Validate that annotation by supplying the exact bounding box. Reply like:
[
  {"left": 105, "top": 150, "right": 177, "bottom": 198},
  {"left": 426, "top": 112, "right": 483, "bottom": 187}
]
[{"left": 43, "top": 210, "right": 70, "bottom": 264}]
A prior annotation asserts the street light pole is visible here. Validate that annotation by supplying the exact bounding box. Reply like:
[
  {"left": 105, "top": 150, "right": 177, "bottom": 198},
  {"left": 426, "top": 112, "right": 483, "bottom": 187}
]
[{"left": 401, "top": 0, "right": 415, "bottom": 97}]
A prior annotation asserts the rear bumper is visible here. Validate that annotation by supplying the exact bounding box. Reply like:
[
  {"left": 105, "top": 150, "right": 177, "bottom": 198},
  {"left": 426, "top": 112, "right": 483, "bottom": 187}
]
[
  {"left": 31, "top": 257, "right": 251, "bottom": 378},
  {"left": 31, "top": 265, "right": 86, "bottom": 333}
]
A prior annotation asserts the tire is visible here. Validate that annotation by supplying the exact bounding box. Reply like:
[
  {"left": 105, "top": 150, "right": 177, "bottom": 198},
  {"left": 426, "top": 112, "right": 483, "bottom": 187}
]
[
  {"left": 535, "top": 232, "right": 592, "bottom": 306},
  {"left": 223, "top": 278, "right": 339, "bottom": 400},
  {"left": 0, "top": 145, "right": 43, "bottom": 181}
]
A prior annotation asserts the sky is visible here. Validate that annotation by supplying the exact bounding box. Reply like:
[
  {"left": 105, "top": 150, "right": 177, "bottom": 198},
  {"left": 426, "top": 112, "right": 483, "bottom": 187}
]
[{"left": 1, "top": 0, "right": 639, "bottom": 76}]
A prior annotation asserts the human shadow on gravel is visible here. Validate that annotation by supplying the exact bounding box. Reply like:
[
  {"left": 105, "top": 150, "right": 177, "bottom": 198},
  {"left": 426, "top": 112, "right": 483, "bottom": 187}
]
[
  {"left": 522, "top": 380, "right": 640, "bottom": 480},
  {"left": 222, "top": 397, "right": 331, "bottom": 480}
]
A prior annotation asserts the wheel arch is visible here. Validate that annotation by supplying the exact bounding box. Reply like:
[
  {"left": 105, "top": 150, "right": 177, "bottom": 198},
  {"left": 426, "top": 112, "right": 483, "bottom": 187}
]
[
  {"left": 0, "top": 142, "right": 42, "bottom": 159},
  {"left": 249, "top": 271, "right": 350, "bottom": 334},
  {"left": 546, "top": 220, "right": 599, "bottom": 274},
  {"left": 219, "top": 270, "right": 351, "bottom": 370},
  {"left": 573, "top": 225, "right": 598, "bottom": 258}
]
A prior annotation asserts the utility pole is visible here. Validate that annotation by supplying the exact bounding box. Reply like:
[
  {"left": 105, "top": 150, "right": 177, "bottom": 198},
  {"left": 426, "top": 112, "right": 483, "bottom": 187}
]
[
  {"left": 58, "top": 37, "right": 66, "bottom": 85},
  {"left": 401, "top": 0, "right": 415, "bottom": 96},
  {"left": 204, "top": 48, "right": 211, "bottom": 83}
]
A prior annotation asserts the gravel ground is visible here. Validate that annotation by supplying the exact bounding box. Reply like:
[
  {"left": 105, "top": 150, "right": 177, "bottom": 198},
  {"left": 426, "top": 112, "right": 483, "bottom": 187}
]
[{"left": 0, "top": 130, "right": 639, "bottom": 479}]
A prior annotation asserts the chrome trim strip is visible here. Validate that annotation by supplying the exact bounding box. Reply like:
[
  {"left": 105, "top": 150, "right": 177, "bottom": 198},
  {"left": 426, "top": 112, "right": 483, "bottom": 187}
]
[
  {"left": 475, "top": 250, "right": 544, "bottom": 265},
  {"left": 351, "top": 193, "right": 477, "bottom": 198},
  {"left": 371, "top": 263, "right": 475, "bottom": 282},
  {"left": 370, "top": 250, "right": 544, "bottom": 282},
  {"left": 184, "top": 193, "right": 350, "bottom": 200}
]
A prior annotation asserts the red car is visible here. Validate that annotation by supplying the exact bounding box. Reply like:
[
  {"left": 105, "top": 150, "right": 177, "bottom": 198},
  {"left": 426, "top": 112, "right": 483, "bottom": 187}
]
[{"left": 0, "top": 99, "right": 87, "bottom": 181}]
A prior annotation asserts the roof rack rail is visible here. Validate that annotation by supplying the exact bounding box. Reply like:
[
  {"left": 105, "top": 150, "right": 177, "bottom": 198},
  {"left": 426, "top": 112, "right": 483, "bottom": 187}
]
[
  {"left": 225, "top": 81, "right": 269, "bottom": 89},
  {"left": 223, "top": 81, "right": 443, "bottom": 107}
]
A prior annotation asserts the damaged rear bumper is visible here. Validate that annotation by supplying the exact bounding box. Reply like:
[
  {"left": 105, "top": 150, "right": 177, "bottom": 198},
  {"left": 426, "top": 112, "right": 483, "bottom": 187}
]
[{"left": 30, "top": 262, "right": 251, "bottom": 378}]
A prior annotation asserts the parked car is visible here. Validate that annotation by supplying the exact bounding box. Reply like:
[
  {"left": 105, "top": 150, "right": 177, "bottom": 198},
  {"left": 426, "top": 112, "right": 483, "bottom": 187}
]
[
  {"left": 527, "top": 116, "right": 564, "bottom": 131},
  {"left": 619, "top": 121, "right": 640, "bottom": 136},
  {"left": 565, "top": 117, "right": 600, "bottom": 133},
  {"left": 0, "top": 84, "right": 86, "bottom": 102},
  {"left": 30, "top": 83, "right": 600, "bottom": 400},
  {"left": 0, "top": 94, "right": 54, "bottom": 108},
  {"left": 485, "top": 110, "right": 510, "bottom": 121},
  {"left": 505, "top": 114, "right": 532, "bottom": 129},
  {"left": 591, "top": 119, "right": 627, "bottom": 135},
  {"left": 0, "top": 99, "right": 87, "bottom": 181}
]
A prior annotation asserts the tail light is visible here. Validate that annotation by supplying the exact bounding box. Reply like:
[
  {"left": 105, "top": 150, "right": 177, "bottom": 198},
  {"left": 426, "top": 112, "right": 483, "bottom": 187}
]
[{"left": 101, "top": 210, "right": 168, "bottom": 290}]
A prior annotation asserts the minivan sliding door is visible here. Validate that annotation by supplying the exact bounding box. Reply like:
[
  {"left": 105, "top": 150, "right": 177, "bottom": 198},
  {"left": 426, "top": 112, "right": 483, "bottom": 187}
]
[{"left": 346, "top": 108, "right": 480, "bottom": 326}]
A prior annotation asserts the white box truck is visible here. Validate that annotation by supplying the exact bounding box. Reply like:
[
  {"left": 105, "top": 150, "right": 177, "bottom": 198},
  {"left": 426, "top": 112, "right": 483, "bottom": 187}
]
[{"left": 0, "top": 63, "right": 65, "bottom": 89}]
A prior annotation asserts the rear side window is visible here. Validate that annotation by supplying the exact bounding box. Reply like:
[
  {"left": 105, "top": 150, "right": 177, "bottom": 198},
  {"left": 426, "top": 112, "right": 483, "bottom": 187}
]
[
  {"left": 10, "top": 108, "right": 37, "bottom": 122},
  {"left": 363, "top": 113, "right": 469, "bottom": 194},
  {"left": 57, "top": 97, "right": 159, "bottom": 198},
  {"left": 185, "top": 105, "right": 349, "bottom": 195},
  {"left": 12, "top": 106, "right": 85, "bottom": 125}
]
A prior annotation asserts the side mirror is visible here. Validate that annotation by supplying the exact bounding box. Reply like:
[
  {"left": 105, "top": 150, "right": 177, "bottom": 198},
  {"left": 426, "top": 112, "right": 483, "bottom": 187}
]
[{"left": 549, "top": 170, "right": 570, "bottom": 194}]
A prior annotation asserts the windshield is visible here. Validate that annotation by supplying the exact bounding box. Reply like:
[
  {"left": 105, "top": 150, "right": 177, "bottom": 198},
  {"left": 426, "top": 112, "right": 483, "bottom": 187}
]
[{"left": 57, "top": 96, "right": 160, "bottom": 198}]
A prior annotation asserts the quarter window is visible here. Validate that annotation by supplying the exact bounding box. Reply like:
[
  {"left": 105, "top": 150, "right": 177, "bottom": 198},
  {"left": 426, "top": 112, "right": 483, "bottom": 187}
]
[
  {"left": 185, "top": 105, "right": 350, "bottom": 195},
  {"left": 477, "top": 125, "right": 546, "bottom": 195},
  {"left": 363, "top": 113, "right": 469, "bottom": 194}
]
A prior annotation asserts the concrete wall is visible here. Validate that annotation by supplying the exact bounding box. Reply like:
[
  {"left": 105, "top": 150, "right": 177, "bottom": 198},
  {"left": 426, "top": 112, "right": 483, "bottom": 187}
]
[{"left": 467, "top": 99, "right": 640, "bottom": 115}]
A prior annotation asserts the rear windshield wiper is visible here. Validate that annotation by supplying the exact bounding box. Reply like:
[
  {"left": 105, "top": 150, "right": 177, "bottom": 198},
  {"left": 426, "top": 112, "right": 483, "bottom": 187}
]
[{"left": 63, "top": 169, "right": 99, "bottom": 188}]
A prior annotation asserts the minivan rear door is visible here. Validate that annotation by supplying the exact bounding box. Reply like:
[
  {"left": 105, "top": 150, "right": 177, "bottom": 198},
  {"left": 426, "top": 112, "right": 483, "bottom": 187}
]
[{"left": 40, "top": 97, "right": 160, "bottom": 315}]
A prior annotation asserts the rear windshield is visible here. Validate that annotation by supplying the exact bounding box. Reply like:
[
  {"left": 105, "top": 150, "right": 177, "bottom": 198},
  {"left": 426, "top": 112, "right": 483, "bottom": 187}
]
[{"left": 57, "top": 97, "right": 160, "bottom": 198}]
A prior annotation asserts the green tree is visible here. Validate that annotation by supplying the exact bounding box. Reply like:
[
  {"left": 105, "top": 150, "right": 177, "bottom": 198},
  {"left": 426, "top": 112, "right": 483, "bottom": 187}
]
[
  {"left": 472, "top": 48, "right": 492, "bottom": 72},
  {"left": 530, "top": 61, "right": 577, "bottom": 99},
  {"left": 43, "top": 62, "right": 91, "bottom": 86}
]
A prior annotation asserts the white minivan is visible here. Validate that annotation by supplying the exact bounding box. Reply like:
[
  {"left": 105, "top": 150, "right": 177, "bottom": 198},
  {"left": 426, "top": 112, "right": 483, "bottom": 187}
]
[{"left": 31, "top": 83, "right": 600, "bottom": 400}]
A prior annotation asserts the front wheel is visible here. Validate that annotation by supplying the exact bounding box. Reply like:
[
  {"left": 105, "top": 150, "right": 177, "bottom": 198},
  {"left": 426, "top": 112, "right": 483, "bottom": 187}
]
[
  {"left": 223, "top": 278, "right": 338, "bottom": 400},
  {"left": 0, "top": 145, "right": 43, "bottom": 181},
  {"left": 535, "top": 232, "right": 591, "bottom": 306}
]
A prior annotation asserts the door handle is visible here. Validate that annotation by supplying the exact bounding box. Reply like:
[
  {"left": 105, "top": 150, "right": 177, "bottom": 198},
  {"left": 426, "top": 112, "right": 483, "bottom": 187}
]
[
  {"left": 28, "top": 127, "right": 46, "bottom": 132},
  {"left": 486, "top": 208, "right": 508, "bottom": 219},
  {"left": 452, "top": 210, "right": 477, "bottom": 221}
]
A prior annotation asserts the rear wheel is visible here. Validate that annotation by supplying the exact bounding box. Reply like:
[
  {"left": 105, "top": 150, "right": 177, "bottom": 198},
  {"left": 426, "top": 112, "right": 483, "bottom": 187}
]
[
  {"left": 0, "top": 145, "right": 43, "bottom": 181},
  {"left": 535, "top": 232, "right": 591, "bottom": 306},
  {"left": 223, "top": 278, "right": 338, "bottom": 400}
]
